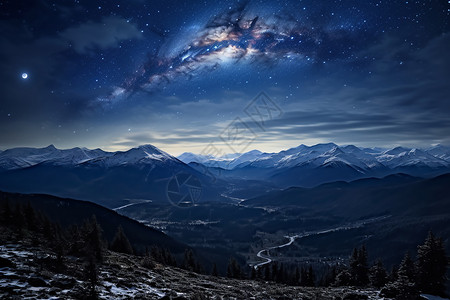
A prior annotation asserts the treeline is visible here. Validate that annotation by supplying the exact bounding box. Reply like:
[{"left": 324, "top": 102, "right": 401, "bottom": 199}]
[
  {"left": 1, "top": 200, "right": 133, "bottom": 261},
  {"left": 330, "top": 233, "right": 448, "bottom": 299},
  {"left": 0, "top": 199, "right": 228, "bottom": 271},
  {"left": 234, "top": 233, "right": 447, "bottom": 299}
]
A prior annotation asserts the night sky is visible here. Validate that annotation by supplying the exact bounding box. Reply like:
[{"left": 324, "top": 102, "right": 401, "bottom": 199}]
[{"left": 1, "top": 0, "right": 449, "bottom": 155}]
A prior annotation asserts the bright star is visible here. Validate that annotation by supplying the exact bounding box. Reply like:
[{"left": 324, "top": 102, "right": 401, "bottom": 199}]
[{"left": 21, "top": 73, "right": 28, "bottom": 79}]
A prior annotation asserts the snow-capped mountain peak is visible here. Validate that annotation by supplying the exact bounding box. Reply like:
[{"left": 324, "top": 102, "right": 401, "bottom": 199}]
[
  {"left": 383, "top": 146, "right": 410, "bottom": 156},
  {"left": 1, "top": 143, "right": 449, "bottom": 175},
  {"left": 425, "top": 144, "right": 450, "bottom": 161},
  {"left": 0, "top": 144, "right": 181, "bottom": 170},
  {"left": 93, "top": 144, "right": 176, "bottom": 167}
]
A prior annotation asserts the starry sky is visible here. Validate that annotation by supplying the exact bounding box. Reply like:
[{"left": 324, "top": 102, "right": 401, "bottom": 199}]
[{"left": 0, "top": 0, "right": 449, "bottom": 155}]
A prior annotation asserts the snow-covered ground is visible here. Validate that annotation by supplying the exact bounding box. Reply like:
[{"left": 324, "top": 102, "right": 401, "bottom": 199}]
[{"left": 421, "top": 295, "right": 450, "bottom": 300}]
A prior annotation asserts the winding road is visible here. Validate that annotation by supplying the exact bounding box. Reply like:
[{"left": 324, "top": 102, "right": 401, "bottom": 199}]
[
  {"left": 254, "top": 215, "right": 390, "bottom": 269},
  {"left": 113, "top": 199, "right": 152, "bottom": 211}
]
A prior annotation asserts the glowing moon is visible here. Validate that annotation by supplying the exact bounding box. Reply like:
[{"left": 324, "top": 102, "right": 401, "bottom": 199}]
[{"left": 21, "top": 73, "right": 28, "bottom": 79}]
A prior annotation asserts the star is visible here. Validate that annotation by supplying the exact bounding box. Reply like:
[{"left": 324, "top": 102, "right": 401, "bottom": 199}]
[{"left": 21, "top": 73, "right": 28, "bottom": 79}]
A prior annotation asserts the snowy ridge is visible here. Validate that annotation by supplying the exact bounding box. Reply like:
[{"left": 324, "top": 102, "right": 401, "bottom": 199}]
[
  {"left": 0, "top": 144, "right": 179, "bottom": 170},
  {"left": 178, "top": 143, "right": 450, "bottom": 172},
  {"left": 1, "top": 143, "right": 449, "bottom": 172}
]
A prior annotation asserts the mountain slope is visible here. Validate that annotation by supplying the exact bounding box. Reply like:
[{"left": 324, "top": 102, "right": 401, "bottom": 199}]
[
  {"left": 0, "top": 190, "right": 187, "bottom": 254},
  {"left": 0, "top": 239, "right": 382, "bottom": 299},
  {"left": 0, "top": 145, "right": 222, "bottom": 207},
  {"left": 0, "top": 145, "right": 110, "bottom": 170},
  {"left": 243, "top": 173, "right": 450, "bottom": 218}
]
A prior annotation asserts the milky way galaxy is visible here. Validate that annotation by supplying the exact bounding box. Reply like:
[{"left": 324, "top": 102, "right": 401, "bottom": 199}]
[{"left": 103, "top": 2, "right": 364, "bottom": 103}]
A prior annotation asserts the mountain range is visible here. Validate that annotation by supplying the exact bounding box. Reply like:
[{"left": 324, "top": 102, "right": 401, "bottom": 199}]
[
  {"left": 0, "top": 143, "right": 449, "bottom": 207},
  {"left": 0, "top": 144, "right": 212, "bottom": 208},
  {"left": 179, "top": 143, "right": 450, "bottom": 187}
]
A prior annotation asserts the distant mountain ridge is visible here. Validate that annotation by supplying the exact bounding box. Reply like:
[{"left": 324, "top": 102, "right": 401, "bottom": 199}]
[
  {"left": 179, "top": 143, "right": 450, "bottom": 188},
  {"left": 1, "top": 143, "right": 449, "bottom": 172},
  {"left": 178, "top": 143, "right": 450, "bottom": 170},
  {"left": 1, "top": 143, "right": 450, "bottom": 205},
  {"left": 0, "top": 144, "right": 179, "bottom": 170},
  {"left": 0, "top": 144, "right": 219, "bottom": 208}
]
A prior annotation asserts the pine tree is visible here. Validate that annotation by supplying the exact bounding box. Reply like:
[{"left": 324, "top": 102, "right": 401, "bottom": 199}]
[
  {"left": 151, "top": 246, "right": 162, "bottom": 263},
  {"left": 12, "top": 203, "right": 25, "bottom": 231},
  {"left": 264, "top": 265, "right": 271, "bottom": 281},
  {"left": 357, "top": 245, "right": 369, "bottom": 285},
  {"left": 349, "top": 247, "right": 359, "bottom": 284},
  {"left": 381, "top": 262, "right": 419, "bottom": 300},
  {"left": 256, "top": 266, "right": 262, "bottom": 280},
  {"left": 398, "top": 252, "right": 415, "bottom": 283},
  {"left": 163, "top": 248, "right": 177, "bottom": 267},
  {"left": 1, "top": 200, "right": 12, "bottom": 225},
  {"left": 388, "top": 264, "right": 399, "bottom": 283},
  {"left": 416, "top": 231, "right": 448, "bottom": 296},
  {"left": 227, "top": 260, "right": 233, "bottom": 278},
  {"left": 226, "top": 258, "right": 241, "bottom": 279},
  {"left": 195, "top": 262, "right": 204, "bottom": 274},
  {"left": 110, "top": 225, "right": 133, "bottom": 255},
  {"left": 381, "top": 276, "right": 419, "bottom": 300},
  {"left": 335, "top": 268, "right": 352, "bottom": 286},
  {"left": 83, "top": 215, "right": 104, "bottom": 261},
  {"left": 24, "top": 201, "right": 36, "bottom": 231},
  {"left": 369, "top": 259, "right": 387, "bottom": 288},
  {"left": 349, "top": 245, "right": 369, "bottom": 286},
  {"left": 250, "top": 266, "right": 256, "bottom": 279},
  {"left": 294, "top": 266, "right": 301, "bottom": 286},
  {"left": 211, "top": 263, "right": 218, "bottom": 277},
  {"left": 300, "top": 266, "right": 308, "bottom": 286},
  {"left": 184, "top": 249, "right": 196, "bottom": 272},
  {"left": 85, "top": 258, "right": 98, "bottom": 299},
  {"left": 141, "top": 246, "right": 155, "bottom": 269},
  {"left": 306, "top": 265, "right": 315, "bottom": 287},
  {"left": 69, "top": 225, "right": 85, "bottom": 256},
  {"left": 41, "top": 213, "right": 53, "bottom": 240},
  {"left": 271, "top": 262, "right": 278, "bottom": 282},
  {"left": 276, "top": 263, "right": 285, "bottom": 283},
  {"left": 432, "top": 237, "right": 448, "bottom": 295},
  {"left": 322, "top": 265, "right": 337, "bottom": 287}
]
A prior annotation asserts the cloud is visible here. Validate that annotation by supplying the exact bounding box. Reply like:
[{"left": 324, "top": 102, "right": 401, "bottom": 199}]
[{"left": 61, "top": 16, "right": 143, "bottom": 54}]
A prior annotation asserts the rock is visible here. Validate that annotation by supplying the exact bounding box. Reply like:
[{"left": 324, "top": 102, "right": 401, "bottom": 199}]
[
  {"left": 27, "top": 276, "right": 48, "bottom": 287},
  {"left": 380, "top": 286, "right": 397, "bottom": 298},
  {"left": 51, "top": 278, "right": 76, "bottom": 289},
  {"left": 342, "top": 293, "right": 368, "bottom": 300},
  {"left": 48, "top": 287, "right": 59, "bottom": 296},
  {"left": 117, "top": 278, "right": 133, "bottom": 288},
  {"left": 159, "top": 296, "right": 188, "bottom": 300},
  {"left": 0, "top": 256, "right": 15, "bottom": 268}
]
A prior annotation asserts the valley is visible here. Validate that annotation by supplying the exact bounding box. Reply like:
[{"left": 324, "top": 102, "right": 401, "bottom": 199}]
[{"left": 0, "top": 143, "right": 449, "bottom": 298}]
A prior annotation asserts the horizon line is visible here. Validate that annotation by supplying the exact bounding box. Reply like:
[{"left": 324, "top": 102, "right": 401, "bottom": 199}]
[{"left": 0, "top": 142, "right": 447, "bottom": 157}]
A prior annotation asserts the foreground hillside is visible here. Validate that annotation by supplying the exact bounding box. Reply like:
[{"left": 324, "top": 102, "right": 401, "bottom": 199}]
[
  {"left": 0, "top": 229, "right": 382, "bottom": 299},
  {"left": 0, "top": 190, "right": 186, "bottom": 255}
]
